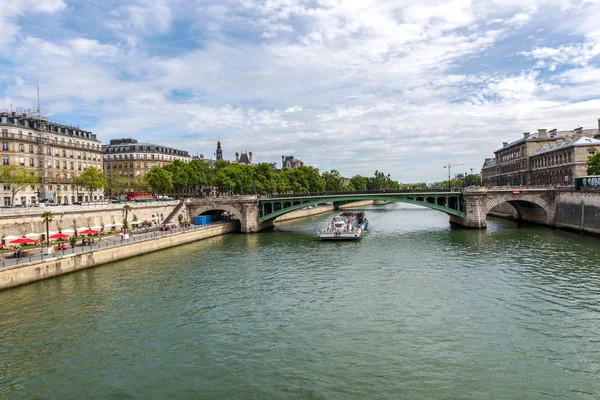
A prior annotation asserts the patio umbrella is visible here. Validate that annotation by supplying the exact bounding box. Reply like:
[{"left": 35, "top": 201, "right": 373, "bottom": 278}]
[
  {"left": 104, "top": 223, "right": 114, "bottom": 227},
  {"left": 91, "top": 225, "right": 102, "bottom": 230},
  {"left": 25, "top": 232, "right": 40, "bottom": 238},
  {"left": 79, "top": 229, "right": 100, "bottom": 235},
  {"left": 77, "top": 227, "right": 89, "bottom": 232},
  {"left": 10, "top": 238, "right": 38, "bottom": 245},
  {"left": 62, "top": 229, "right": 75, "bottom": 234},
  {"left": 3, "top": 235, "right": 19, "bottom": 241},
  {"left": 114, "top": 222, "right": 123, "bottom": 226},
  {"left": 131, "top": 221, "right": 141, "bottom": 225},
  {"left": 50, "top": 233, "right": 70, "bottom": 239}
]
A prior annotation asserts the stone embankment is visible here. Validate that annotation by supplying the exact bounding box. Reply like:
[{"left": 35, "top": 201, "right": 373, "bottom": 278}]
[
  {"left": 0, "top": 221, "right": 239, "bottom": 291},
  {"left": 274, "top": 204, "right": 334, "bottom": 222},
  {"left": 0, "top": 201, "right": 184, "bottom": 236}
]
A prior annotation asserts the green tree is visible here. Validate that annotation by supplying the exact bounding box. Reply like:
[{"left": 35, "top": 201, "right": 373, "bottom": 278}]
[
  {"left": 0, "top": 165, "right": 39, "bottom": 206},
  {"left": 145, "top": 167, "right": 174, "bottom": 194},
  {"left": 463, "top": 174, "right": 481, "bottom": 187},
  {"left": 41, "top": 211, "right": 53, "bottom": 248},
  {"left": 587, "top": 152, "right": 600, "bottom": 175},
  {"left": 108, "top": 175, "right": 129, "bottom": 198},
  {"left": 77, "top": 167, "right": 106, "bottom": 201},
  {"left": 322, "top": 169, "right": 344, "bottom": 191},
  {"left": 131, "top": 175, "right": 151, "bottom": 193},
  {"left": 123, "top": 204, "right": 132, "bottom": 230},
  {"left": 350, "top": 175, "right": 368, "bottom": 191}
]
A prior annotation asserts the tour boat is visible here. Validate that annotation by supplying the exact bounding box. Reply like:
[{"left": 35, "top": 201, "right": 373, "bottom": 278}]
[{"left": 317, "top": 211, "right": 368, "bottom": 240}]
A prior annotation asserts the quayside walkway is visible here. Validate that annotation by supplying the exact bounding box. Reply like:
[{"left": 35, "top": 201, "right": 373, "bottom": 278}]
[{"left": 0, "top": 220, "right": 235, "bottom": 271}]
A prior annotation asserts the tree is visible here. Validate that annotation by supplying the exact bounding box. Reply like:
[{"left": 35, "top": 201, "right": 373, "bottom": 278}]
[
  {"left": 145, "top": 167, "right": 173, "bottom": 195},
  {"left": 77, "top": 167, "right": 106, "bottom": 201},
  {"left": 463, "top": 174, "right": 481, "bottom": 187},
  {"left": 322, "top": 169, "right": 344, "bottom": 191},
  {"left": 41, "top": 211, "right": 53, "bottom": 248},
  {"left": 0, "top": 165, "right": 39, "bottom": 206},
  {"left": 587, "top": 152, "right": 600, "bottom": 175},
  {"left": 350, "top": 175, "right": 368, "bottom": 191},
  {"left": 107, "top": 175, "right": 129, "bottom": 198},
  {"left": 123, "top": 204, "right": 132, "bottom": 231}
]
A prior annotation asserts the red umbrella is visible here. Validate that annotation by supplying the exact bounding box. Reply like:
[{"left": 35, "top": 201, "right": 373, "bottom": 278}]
[
  {"left": 10, "top": 238, "right": 38, "bottom": 245},
  {"left": 49, "top": 233, "right": 70, "bottom": 239},
  {"left": 78, "top": 229, "right": 100, "bottom": 235}
]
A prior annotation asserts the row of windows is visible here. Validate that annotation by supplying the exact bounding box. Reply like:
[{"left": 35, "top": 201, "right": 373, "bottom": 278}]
[
  {"left": 1, "top": 156, "right": 100, "bottom": 170},
  {"left": 1, "top": 129, "right": 101, "bottom": 150},
  {"left": 103, "top": 153, "right": 189, "bottom": 161},
  {"left": 498, "top": 145, "right": 526, "bottom": 163},
  {"left": 106, "top": 162, "right": 159, "bottom": 169},
  {"left": 104, "top": 145, "right": 188, "bottom": 156},
  {"left": 531, "top": 151, "right": 575, "bottom": 169}
]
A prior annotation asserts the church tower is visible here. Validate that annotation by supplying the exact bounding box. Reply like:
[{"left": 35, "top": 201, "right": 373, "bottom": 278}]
[{"left": 216, "top": 140, "right": 223, "bottom": 160}]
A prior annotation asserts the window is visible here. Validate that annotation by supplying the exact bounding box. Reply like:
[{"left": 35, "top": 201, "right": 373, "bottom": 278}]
[
  {"left": 30, "top": 158, "right": 35, "bottom": 167},
  {"left": 70, "top": 162, "right": 74, "bottom": 170},
  {"left": 2, "top": 157, "right": 9, "bottom": 165},
  {"left": 136, "top": 162, "right": 140, "bottom": 168},
  {"left": 3, "top": 185, "right": 9, "bottom": 190},
  {"left": 46, "top": 147, "right": 51, "bottom": 155},
  {"left": 19, "top": 157, "right": 25, "bottom": 166},
  {"left": 29, "top": 145, "right": 34, "bottom": 153},
  {"left": 151, "top": 162, "right": 155, "bottom": 168},
  {"left": 144, "top": 162, "right": 148, "bottom": 168},
  {"left": 589, "top": 150, "right": 596, "bottom": 156},
  {"left": 4, "top": 197, "right": 10, "bottom": 206},
  {"left": 63, "top": 161, "right": 67, "bottom": 169},
  {"left": 63, "top": 149, "right": 67, "bottom": 157},
  {"left": 130, "top": 162, "right": 133, "bottom": 168},
  {"left": 1, "top": 143, "right": 7, "bottom": 151},
  {"left": 56, "top": 160, "right": 60, "bottom": 168},
  {"left": 18, "top": 143, "right": 24, "bottom": 152},
  {"left": 69, "top": 150, "right": 74, "bottom": 158}
]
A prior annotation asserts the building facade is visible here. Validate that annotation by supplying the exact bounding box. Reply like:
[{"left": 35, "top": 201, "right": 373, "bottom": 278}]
[
  {"left": 0, "top": 110, "right": 103, "bottom": 206},
  {"left": 103, "top": 138, "right": 191, "bottom": 191},
  {"left": 482, "top": 122, "right": 600, "bottom": 187},
  {"left": 282, "top": 155, "right": 304, "bottom": 169}
]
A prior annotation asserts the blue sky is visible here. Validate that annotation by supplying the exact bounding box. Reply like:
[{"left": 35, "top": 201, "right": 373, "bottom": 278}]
[{"left": 2, "top": 0, "right": 600, "bottom": 182}]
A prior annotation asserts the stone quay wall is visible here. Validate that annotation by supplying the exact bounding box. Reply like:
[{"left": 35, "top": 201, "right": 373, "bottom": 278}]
[
  {"left": 554, "top": 190, "right": 600, "bottom": 235},
  {"left": 0, "top": 201, "right": 184, "bottom": 236},
  {"left": 274, "top": 204, "right": 334, "bottom": 222},
  {"left": 0, "top": 221, "right": 240, "bottom": 291},
  {"left": 488, "top": 203, "right": 519, "bottom": 219}
]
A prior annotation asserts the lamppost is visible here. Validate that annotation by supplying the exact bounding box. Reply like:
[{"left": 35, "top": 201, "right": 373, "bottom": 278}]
[{"left": 443, "top": 163, "right": 464, "bottom": 191}]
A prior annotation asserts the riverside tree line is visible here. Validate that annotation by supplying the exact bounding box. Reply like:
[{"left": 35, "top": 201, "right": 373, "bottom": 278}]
[{"left": 0, "top": 159, "right": 484, "bottom": 203}]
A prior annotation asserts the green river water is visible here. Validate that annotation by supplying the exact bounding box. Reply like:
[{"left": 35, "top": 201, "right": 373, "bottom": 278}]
[{"left": 1, "top": 204, "right": 599, "bottom": 399}]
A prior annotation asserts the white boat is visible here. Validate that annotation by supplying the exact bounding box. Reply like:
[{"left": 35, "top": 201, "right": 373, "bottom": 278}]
[{"left": 317, "top": 211, "right": 368, "bottom": 240}]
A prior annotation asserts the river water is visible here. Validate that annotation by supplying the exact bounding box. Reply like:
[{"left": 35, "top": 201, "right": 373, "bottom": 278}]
[{"left": 1, "top": 204, "right": 600, "bottom": 399}]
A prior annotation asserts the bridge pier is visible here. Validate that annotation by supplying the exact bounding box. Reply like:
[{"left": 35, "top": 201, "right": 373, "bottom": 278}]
[
  {"left": 449, "top": 188, "right": 488, "bottom": 228},
  {"left": 186, "top": 197, "right": 272, "bottom": 233}
]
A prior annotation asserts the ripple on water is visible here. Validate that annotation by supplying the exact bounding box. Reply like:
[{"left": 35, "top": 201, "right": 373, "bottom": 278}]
[{"left": 1, "top": 207, "right": 600, "bottom": 399}]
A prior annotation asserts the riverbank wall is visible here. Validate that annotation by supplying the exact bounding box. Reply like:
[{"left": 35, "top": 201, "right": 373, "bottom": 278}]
[
  {"left": 0, "top": 221, "right": 240, "bottom": 291},
  {"left": 554, "top": 190, "right": 600, "bottom": 235},
  {"left": 338, "top": 200, "right": 375, "bottom": 209},
  {"left": 0, "top": 201, "right": 184, "bottom": 236},
  {"left": 274, "top": 204, "right": 334, "bottom": 222}
]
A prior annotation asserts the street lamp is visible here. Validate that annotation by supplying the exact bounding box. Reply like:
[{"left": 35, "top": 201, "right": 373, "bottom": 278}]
[{"left": 443, "top": 163, "right": 464, "bottom": 191}]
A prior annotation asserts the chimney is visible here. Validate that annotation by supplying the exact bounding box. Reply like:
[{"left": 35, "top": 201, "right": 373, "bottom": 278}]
[
  {"left": 538, "top": 129, "right": 548, "bottom": 139},
  {"left": 235, "top": 152, "right": 239, "bottom": 163},
  {"left": 282, "top": 155, "right": 285, "bottom": 166},
  {"left": 502, "top": 142, "right": 508, "bottom": 147},
  {"left": 523, "top": 132, "right": 530, "bottom": 139},
  {"left": 11, "top": 111, "right": 16, "bottom": 117},
  {"left": 249, "top": 151, "right": 252, "bottom": 164}
]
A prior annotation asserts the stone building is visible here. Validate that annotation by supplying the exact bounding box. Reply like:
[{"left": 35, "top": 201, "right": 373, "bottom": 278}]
[
  {"left": 0, "top": 109, "right": 103, "bottom": 206},
  {"left": 281, "top": 155, "right": 304, "bottom": 169},
  {"left": 235, "top": 151, "right": 253, "bottom": 165},
  {"left": 482, "top": 121, "right": 600, "bottom": 187},
  {"left": 103, "top": 138, "right": 191, "bottom": 190}
]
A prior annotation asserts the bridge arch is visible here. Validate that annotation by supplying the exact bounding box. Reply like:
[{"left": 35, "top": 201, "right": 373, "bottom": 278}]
[
  {"left": 259, "top": 194, "right": 465, "bottom": 223},
  {"left": 483, "top": 193, "right": 555, "bottom": 225}
]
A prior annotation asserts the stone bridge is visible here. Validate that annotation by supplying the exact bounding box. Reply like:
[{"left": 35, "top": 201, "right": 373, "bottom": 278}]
[{"left": 185, "top": 187, "right": 558, "bottom": 233}]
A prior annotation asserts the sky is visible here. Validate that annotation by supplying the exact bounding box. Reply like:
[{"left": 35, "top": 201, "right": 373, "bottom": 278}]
[{"left": 1, "top": 0, "right": 600, "bottom": 183}]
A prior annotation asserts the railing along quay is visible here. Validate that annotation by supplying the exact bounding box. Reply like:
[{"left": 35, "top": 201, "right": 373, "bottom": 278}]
[{"left": 0, "top": 219, "right": 236, "bottom": 271}]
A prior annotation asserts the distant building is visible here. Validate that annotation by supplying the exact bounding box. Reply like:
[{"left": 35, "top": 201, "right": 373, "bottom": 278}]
[
  {"left": 235, "top": 151, "right": 253, "bottom": 165},
  {"left": 481, "top": 121, "right": 600, "bottom": 186},
  {"left": 0, "top": 109, "right": 103, "bottom": 205},
  {"left": 103, "top": 138, "right": 191, "bottom": 190},
  {"left": 216, "top": 140, "right": 223, "bottom": 161},
  {"left": 282, "top": 155, "right": 303, "bottom": 169}
]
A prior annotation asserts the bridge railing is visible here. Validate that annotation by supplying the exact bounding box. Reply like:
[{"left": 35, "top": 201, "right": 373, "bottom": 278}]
[{"left": 257, "top": 188, "right": 463, "bottom": 199}]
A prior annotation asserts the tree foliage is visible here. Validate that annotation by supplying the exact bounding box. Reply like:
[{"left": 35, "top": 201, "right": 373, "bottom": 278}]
[
  {"left": 78, "top": 167, "right": 106, "bottom": 200},
  {"left": 0, "top": 165, "right": 39, "bottom": 206},
  {"left": 587, "top": 152, "right": 600, "bottom": 175},
  {"left": 145, "top": 167, "right": 174, "bottom": 194}
]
